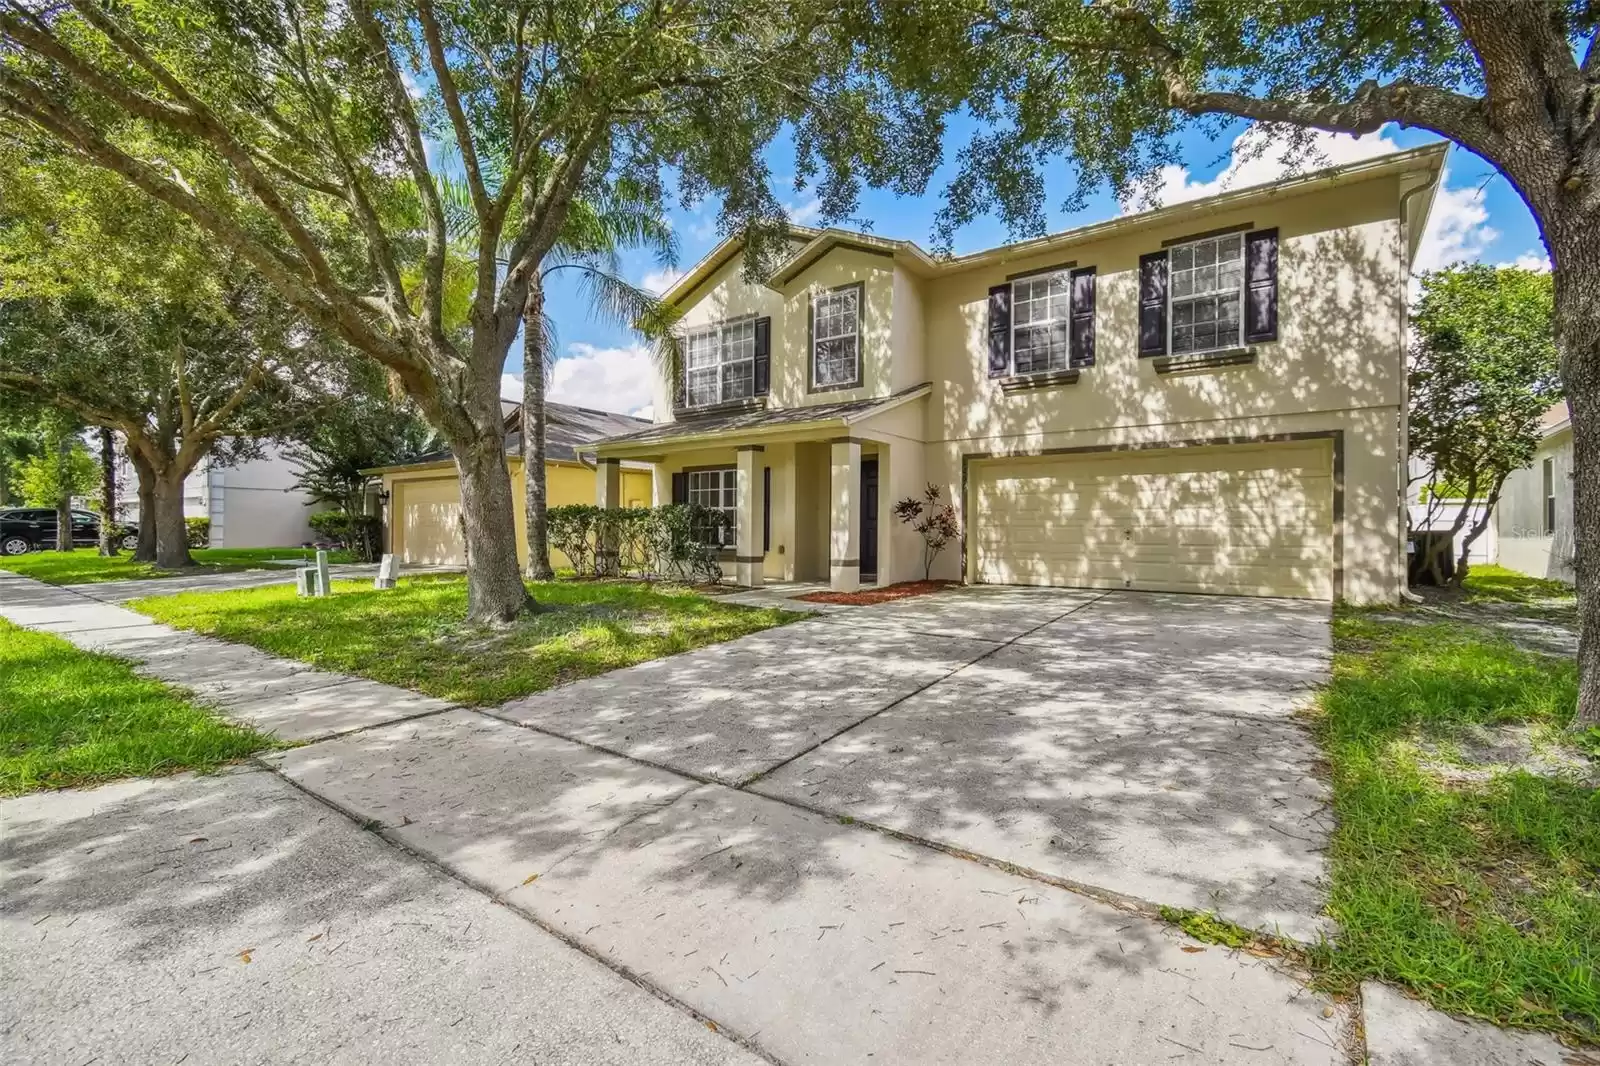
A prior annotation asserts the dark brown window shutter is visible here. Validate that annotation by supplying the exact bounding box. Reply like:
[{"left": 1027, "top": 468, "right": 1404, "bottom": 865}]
[
  {"left": 671, "top": 472, "right": 687, "bottom": 504},
  {"left": 1138, "top": 251, "right": 1169, "bottom": 356},
  {"left": 762, "top": 466, "right": 771, "bottom": 551},
  {"left": 1245, "top": 228, "right": 1279, "bottom": 343},
  {"left": 986, "top": 283, "right": 1012, "bottom": 377},
  {"left": 753, "top": 317, "right": 771, "bottom": 395},
  {"left": 1069, "top": 267, "right": 1096, "bottom": 368}
]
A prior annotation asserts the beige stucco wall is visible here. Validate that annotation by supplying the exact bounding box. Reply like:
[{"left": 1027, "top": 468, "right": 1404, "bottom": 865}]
[
  {"left": 1496, "top": 429, "right": 1574, "bottom": 583},
  {"left": 922, "top": 178, "right": 1405, "bottom": 444},
  {"left": 772, "top": 247, "right": 896, "bottom": 409},
  {"left": 889, "top": 265, "right": 927, "bottom": 394}
]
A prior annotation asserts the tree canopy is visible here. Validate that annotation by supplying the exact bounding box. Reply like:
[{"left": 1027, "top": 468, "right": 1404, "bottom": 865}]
[
  {"left": 0, "top": 0, "right": 944, "bottom": 619},
  {"left": 1409, "top": 264, "right": 1562, "bottom": 581}
]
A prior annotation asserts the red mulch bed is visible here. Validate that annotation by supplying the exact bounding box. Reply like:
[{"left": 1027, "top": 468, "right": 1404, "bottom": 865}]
[{"left": 797, "top": 580, "right": 957, "bottom": 606}]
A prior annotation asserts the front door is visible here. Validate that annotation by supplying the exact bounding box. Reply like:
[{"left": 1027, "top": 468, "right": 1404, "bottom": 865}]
[{"left": 860, "top": 458, "right": 879, "bottom": 583}]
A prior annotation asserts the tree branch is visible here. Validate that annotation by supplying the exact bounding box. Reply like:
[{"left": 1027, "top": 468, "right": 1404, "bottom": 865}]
[
  {"left": 0, "top": 77, "right": 413, "bottom": 371},
  {"left": 348, "top": 0, "right": 450, "bottom": 345},
  {"left": 418, "top": 0, "right": 490, "bottom": 220},
  {"left": 57, "top": 0, "right": 347, "bottom": 291}
]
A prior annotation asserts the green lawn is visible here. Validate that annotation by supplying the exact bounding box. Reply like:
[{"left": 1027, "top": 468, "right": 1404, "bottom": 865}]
[
  {"left": 1461, "top": 563, "right": 1577, "bottom": 608},
  {"left": 0, "top": 546, "right": 353, "bottom": 585},
  {"left": 0, "top": 620, "right": 273, "bottom": 796},
  {"left": 132, "top": 576, "right": 797, "bottom": 706},
  {"left": 1308, "top": 611, "right": 1598, "bottom": 1041}
]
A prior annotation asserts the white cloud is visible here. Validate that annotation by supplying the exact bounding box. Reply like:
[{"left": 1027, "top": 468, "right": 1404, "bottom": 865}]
[
  {"left": 633, "top": 403, "right": 655, "bottom": 419},
  {"left": 786, "top": 195, "right": 822, "bottom": 225},
  {"left": 502, "top": 342, "right": 658, "bottom": 415},
  {"left": 641, "top": 266, "right": 684, "bottom": 295},
  {"left": 1411, "top": 180, "right": 1496, "bottom": 274},
  {"left": 1497, "top": 250, "right": 1551, "bottom": 272}
]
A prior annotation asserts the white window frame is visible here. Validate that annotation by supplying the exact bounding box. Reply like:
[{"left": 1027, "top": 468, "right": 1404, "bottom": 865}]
[
  {"left": 681, "top": 317, "right": 757, "bottom": 408},
  {"left": 686, "top": 467, "right": 737, "bottom": 547},
  {"left": 1168, "top": 231, "right": 1246, "bottom": 357},
  {"left": 1009, "top": 270, "right": 1071, "bottom": 375},
  {"left": 1543, "top": 457, "right": 1556, "bottom": 536},
  {"left": 810, "top": 283, "right": 862, "bottom": 391}
]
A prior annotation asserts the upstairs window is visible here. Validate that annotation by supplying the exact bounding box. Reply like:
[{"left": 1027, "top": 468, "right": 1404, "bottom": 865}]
[
  {"left": 1010, "top": 272, "right": 1071, "bottom": 374},
  {"left": 1169, "top": 232, "right": 1244, "bottom": 356},
  {"left": 683, "top": 318, "right": 756, "bottom": 407},
  {"left": 811, "top": 283, "right": 862, "bottom": 390}
]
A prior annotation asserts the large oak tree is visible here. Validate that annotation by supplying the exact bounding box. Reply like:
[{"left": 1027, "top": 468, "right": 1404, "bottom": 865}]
[
  {"left": 1, "top": 153, "right": 355, "bottom": 567},
  {"left": 877, "top": 0, "right": 1599, "bottom": 724},
  {"left": 0, "top": 0, "right": 934, "bottom": 620}
]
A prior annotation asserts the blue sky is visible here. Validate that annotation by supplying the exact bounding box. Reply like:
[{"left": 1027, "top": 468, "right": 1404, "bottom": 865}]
[{"left": 515, "top": 117, "right": 1549, "bottom": 416}]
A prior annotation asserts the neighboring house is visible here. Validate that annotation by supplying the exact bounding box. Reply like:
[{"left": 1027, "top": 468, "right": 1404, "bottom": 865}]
[
  {"left": 1406, "top": 456, "right": 1495, "bottom": 566},
  {"left": 1496, "top": 401, "right": 1574, "bottom": 583},
  {"left": 114, "top": 444, "right": 324, "bottom": 548},
  {"left": 369, "top": 400, "right": 652, "bottom": 567},
  {"left": 587, "top": 143, "right": 1450, "bottom": 602}
]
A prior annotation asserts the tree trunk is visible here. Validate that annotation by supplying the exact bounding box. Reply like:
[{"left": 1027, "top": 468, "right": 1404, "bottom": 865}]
[
  {"left": 98, "top": 427, "right": 119, "bottom": 557},
  {"left": 522, "top": 278, "right": 555, "bottom": 581},
  {"left": 1554, "top": 224, "right": 1600, "bottom": 728},
  {"left": 54, "top": 431, "right": 73, "bottom": 553},
  {"left": 131, "top": 451, "right": 157, "bottom": 563},
  {"left": 152, "top": 466, "right": 195, "bottom": 569},
  {"left": 452, "top": 421, "right": 532, "bottom": 622}
]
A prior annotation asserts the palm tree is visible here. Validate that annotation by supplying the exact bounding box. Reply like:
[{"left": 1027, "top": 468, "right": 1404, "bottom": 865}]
[{"left": 439, "top": 174, "right": 677, "bottom": 578}]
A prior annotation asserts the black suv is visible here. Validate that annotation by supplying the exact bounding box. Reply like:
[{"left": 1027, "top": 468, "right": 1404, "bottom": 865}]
[{"left": 0, "top": 508, "right": 136, "bottom": 555}]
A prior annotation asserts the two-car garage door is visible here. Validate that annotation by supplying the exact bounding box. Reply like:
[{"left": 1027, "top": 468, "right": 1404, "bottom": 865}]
[{"left": 971, "top": 440, "right": 1335, "bottom": 599}]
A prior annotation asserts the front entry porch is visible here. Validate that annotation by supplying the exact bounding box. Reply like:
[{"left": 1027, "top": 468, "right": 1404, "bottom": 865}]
[{"left": 595, "top": 433, "right": 923, "bottom": 593}]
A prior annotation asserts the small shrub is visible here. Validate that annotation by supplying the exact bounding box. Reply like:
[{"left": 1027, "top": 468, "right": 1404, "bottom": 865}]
[
  {"left": 184, "top": 516, "right": 211, "bottom": 548},
  {"left": 892, "top": 483, "right": 959, "bottom": 580},
  {"left": 546, "top": 503, "right": 727, "bottom": 583},
  {"left": 547, "top": 505, "right": 599, "bottom": 575},
  {"left": 307, "top": 510, "right": 383, "bottom": 562}
]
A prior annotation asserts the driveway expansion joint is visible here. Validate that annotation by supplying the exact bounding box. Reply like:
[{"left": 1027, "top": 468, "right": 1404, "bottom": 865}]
[
  {"left": 258, "top": 754, "right": 784, "bottom": 1066},
  {"left": 738, "top": 590, "right": 1112, "bottom": 789}
]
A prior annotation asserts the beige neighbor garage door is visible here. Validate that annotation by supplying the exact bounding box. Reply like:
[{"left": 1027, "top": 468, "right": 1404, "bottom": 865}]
[
  {"left": 971, "top": 440, "right": 1335, "bottom": 599},
  {"left": 397, "top": 477, "right": 465, "bottom": 566}
]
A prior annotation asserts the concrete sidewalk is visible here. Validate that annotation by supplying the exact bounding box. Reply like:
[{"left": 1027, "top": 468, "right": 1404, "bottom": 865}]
[
  {"left": 0, "top": 570, "right": 451, "bottom": 742},
  {"left": 0, "top": 769, "right": 760, "bottom": 1066}
]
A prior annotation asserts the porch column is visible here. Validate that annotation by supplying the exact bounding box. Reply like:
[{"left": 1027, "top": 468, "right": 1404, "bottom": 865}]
[
  {"left": 829, "top": 438, "right": 861, "bottom": 592},
  {"left": 596, "top": 457, "right": 622, "bottom": 508},
  {"left": 735, "top": 445, "right": 766, "bottom": 588},
  {"left": 596, "top": 458, "right": 621, "bottom": 575}
]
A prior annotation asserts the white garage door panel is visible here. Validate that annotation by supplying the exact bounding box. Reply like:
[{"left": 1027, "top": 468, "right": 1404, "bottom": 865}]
[
  {"left": 973, "top": 442, "right": 1334, "bottom": 599},
  {"left": 399, "top": 478, "right": 465, "bottom": 566}
]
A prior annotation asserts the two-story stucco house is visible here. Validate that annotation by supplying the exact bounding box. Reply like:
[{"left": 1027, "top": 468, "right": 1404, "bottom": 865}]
[{"left": 591, "top": 143, "right": 1448, "bottom": 603}]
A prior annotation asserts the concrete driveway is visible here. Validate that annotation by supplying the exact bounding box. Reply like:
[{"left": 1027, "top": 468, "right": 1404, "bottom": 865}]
[
  {"left": 493, "top": 586, "right": 1335, "bottom": 940},
  {"left": 254, "top": 586, "right": 1345, "bottom": 1064}
]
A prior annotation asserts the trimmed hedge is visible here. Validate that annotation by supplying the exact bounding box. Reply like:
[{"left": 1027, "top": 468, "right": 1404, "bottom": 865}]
[
  {"left": 308, "top": 510, "right": 383, "bottom": 562},
  {"left": 547, "top": 503, "right": 730, "bottom": 583},
  {"left": 184, "top": 516, "right": 211, "bottom": 548}
]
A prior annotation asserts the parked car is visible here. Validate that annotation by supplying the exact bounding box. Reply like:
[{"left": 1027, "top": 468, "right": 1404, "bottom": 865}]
[{"left": 0, "top": 508, "right": 137, "bottom": 555}]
